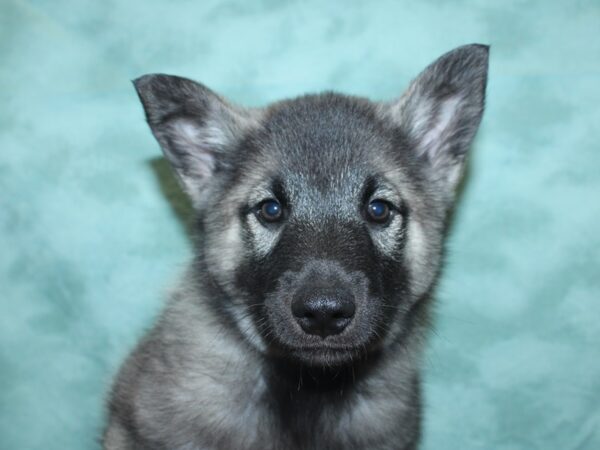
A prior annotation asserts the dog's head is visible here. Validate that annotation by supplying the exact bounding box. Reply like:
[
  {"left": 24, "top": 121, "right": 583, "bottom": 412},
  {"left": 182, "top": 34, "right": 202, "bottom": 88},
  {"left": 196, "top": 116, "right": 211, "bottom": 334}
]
[{"left": 134, "top": 44, "right": 488, "bottom": 367}]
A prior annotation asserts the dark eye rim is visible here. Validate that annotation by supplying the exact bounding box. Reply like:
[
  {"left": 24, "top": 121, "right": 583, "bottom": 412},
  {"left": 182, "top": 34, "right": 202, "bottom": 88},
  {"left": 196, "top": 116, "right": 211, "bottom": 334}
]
[
  {"left": 256, "top": 199, "right": 284, "bottom": 223},
  {"left": 365, "top": 199, "right": 395, "bottom": 225}
]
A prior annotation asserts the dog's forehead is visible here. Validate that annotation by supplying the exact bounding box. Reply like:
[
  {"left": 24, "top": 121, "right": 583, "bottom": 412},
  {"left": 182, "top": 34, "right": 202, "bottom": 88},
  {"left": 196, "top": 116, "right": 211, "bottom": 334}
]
[{"left": 257, "top": 93, "right": 394, "bottom": 188}]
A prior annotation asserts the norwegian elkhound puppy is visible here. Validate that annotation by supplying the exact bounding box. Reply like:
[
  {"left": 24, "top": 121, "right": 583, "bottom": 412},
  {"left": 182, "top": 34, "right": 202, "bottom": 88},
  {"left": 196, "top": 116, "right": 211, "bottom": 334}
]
[{"left": 104, "top": 44, "right": 488, "bottom": 450}]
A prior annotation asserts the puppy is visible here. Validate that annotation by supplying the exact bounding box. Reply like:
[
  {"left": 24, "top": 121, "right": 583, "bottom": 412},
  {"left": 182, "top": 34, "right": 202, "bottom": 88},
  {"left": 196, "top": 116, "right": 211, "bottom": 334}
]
[{"left": 104, "top": 44, "right": 489, "bottom": 450}]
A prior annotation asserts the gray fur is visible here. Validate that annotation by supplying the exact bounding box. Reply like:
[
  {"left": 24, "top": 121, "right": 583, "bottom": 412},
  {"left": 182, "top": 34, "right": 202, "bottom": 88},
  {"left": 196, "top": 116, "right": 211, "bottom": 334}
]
[{"left": 104, "top": 44, "right": 489, "bottom": 450}]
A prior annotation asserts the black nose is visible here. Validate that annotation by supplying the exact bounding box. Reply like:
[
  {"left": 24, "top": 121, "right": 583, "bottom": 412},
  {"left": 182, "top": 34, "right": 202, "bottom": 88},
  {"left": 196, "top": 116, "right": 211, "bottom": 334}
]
[{"left": 291, "top": 289, "right": 356, "bottom": 338}]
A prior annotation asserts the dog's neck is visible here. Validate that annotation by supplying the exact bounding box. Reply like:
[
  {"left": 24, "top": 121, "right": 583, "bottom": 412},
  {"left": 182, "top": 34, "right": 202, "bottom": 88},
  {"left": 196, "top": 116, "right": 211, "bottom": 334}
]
[
  {"left": 264, "top": 351, "right": 383, "bottom": 392},
  {"left": 257, "top": 348, "right": 421, "bottom": 447}
]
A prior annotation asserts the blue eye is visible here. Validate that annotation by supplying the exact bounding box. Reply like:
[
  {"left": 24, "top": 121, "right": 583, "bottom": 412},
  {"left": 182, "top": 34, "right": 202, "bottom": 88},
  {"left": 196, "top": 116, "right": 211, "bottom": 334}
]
[
  {"left": 366, "top": 200, "right": 391, "bottom": 223},
  {"left": 259, "top": 199, "right": 283, "bottom": 222}
]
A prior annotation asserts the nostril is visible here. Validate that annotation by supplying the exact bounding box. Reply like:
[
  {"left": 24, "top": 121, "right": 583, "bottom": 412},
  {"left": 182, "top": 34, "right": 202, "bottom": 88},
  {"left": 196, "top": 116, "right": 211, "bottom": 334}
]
[
  {"left": 291, "top": 297, "right": 308, "bottom": 319},
  {"left": 338, "top": 300, "right": 355, "bottom": 319}
]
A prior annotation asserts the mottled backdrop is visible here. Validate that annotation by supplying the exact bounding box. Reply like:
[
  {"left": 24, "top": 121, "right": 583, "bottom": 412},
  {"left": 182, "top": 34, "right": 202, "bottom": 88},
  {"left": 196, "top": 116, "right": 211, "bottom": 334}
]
[{"left": 1, "top": 1, "right": 599, "bottom": 449}]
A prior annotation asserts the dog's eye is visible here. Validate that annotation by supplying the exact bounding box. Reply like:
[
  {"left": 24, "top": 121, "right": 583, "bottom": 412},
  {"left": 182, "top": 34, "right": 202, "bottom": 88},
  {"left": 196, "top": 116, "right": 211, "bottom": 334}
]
[
  {"left": 258, "top": 199, "right": 283, "bottom": 222},
  {"left": 366, "top": 200, "right": 392, "bottom": 224}
]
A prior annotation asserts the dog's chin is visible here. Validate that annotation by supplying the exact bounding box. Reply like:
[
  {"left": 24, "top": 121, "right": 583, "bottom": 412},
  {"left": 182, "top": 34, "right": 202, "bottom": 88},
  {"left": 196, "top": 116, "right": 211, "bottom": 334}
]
[
  {"left": 284, "top": 346, "right": 362, "bottom": 367},
  {"left": 265, "top": 337, "right": 378, "bottom": 368}
]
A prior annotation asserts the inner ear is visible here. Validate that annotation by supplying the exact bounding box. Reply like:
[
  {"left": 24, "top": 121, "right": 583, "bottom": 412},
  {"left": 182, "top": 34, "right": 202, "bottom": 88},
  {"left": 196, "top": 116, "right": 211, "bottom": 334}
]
[
  {"left": 164, "top": 118, "right": 217, "bottom": 178},
  {"left": 416, "top": 94, "right": 462, "bottom": 162}
]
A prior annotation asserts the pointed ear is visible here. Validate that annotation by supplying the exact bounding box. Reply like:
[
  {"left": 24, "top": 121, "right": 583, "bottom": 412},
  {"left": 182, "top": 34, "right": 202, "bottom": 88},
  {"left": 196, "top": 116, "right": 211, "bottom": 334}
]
[
  {"left": 385, "top": 44, "right": 489, "bottom": 194},
  {"left": 133, "top": 74, "right": 260, "bottom": 208}
]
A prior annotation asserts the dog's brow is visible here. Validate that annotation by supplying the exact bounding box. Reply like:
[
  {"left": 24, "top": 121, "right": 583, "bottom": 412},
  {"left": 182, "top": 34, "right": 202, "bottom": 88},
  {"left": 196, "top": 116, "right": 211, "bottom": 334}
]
[
  {"left": 362, "top": 176, "right": 402, "bottom": 205},
  {"left": 242, "top": 177, "right": 288, "bottom": 206},
  {"left": 245, "top": 184, "right": 274, "bottom": 204},
  {"left": 373, "top": 184, "right": 402, "bottom": 204}
]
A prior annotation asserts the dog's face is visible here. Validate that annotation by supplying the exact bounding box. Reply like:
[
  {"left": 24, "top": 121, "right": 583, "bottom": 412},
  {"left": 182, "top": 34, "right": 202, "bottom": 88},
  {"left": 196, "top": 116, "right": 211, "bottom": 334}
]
[{"left": 135, "top": 45, "right": 488, "bottom": 367}]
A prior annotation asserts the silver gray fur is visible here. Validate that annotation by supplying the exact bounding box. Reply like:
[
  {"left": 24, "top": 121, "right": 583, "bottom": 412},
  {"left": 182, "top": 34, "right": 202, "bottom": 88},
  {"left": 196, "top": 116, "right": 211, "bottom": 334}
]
[{"left": 104, "top": 44, "right": 489, "bottom": 450}]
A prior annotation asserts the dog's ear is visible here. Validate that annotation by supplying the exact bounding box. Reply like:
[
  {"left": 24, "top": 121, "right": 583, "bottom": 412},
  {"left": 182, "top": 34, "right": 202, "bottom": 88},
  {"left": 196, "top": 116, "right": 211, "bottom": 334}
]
[
  {"left": 133, "top": 74, "right": 260, "bottom": 208},
  {"left": 385, "top": 44, "right": 489, "bottom": 195}
]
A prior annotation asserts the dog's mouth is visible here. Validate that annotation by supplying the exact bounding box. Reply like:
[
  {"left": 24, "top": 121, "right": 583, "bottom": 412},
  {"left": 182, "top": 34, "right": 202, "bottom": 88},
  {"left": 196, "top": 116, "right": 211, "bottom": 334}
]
[
  {"left": 259, "top": 300, "right": 390, "bottom": 368},
  {"left": 265, "top": 335, "right": 382, "bottom": 368},
  {"left": 259, "top": 307, "right": 384, "bottom": 367},
  {"left": 271, "top": 345, "right": 362, "bottom": 367}
]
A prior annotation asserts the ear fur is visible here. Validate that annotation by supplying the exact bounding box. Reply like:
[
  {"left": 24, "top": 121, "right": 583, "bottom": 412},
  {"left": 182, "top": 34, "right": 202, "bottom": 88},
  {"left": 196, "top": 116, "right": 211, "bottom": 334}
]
[
  {"left": 384, "top": 44, "right": 489, "bottom": 194},
  {"left": 133, "top": 74, "right": 260, "bottom": 208}
]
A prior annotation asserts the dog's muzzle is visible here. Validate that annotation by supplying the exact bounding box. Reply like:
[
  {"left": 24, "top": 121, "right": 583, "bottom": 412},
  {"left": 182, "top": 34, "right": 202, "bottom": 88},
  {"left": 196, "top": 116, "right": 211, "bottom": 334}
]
[{"left": 291, "top": 286, "right": 355, "bottom": 338}]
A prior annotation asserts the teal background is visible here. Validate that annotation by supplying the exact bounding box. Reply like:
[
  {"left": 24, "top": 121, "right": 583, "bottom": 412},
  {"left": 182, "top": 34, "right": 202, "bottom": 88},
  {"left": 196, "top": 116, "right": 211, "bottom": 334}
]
[{"left": 1, "top": 0, "right": 599, "bottom": 448}]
